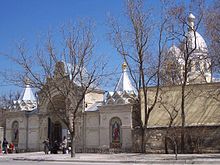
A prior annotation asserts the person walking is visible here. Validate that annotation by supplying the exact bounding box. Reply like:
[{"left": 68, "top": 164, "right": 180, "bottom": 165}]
[
  {"left": 52, "top": 140, "right": 59, "bottom": 154},
  {"left": 43, "top": 138, "right": 50, "bottom": 154},
  {"left": 2, "top": 138, "right": 8, "bottom": 154},
  {"left": 62, "top": 136, "right": 67, "bottom": 154}
]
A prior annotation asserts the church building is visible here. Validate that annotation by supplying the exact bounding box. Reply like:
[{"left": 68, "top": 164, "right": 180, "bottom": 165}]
[
  {"left": 2, "top": 13, "right": 220, "bottom": 154},
  {"left": 3, "top": 61, "right": 136, "bottom": 152}
]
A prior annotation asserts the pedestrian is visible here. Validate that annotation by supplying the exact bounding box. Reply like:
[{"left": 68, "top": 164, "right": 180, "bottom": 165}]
[
  {"left": 52, "top": 140, "right": 59, "bottom": 154},
  {"left": 8, "top": 142, "right": 14, "bottom": 153},
  {"left": 43, "top": 138, "right": 50, "bottom": 154},
  {"left": 2, "top": 138, "right": 8, "bottom": 154},
  {"left": 62, "top": 136, "right": 67, "bottom": 154}
]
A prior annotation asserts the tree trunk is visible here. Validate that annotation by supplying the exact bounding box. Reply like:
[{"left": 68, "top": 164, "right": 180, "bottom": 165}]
[
  {"left": 70, "top": 134, "right": 76, "bottom": 157},
  {"left": 181, "top": 84, "right": 186, "bottom": 154}
]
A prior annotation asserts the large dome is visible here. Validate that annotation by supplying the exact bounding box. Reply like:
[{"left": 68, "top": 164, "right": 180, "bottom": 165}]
[
  {"left": 184, "top": 30, "right": 208, "bottom": 53},
  {"left": 165, "top": 13, "right": 212, "bottom": 84}
]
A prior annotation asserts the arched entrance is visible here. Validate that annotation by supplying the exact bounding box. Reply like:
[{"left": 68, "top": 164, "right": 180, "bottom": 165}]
[
  {"left": 53, "top": 121, "right": 62, "bottom": 143},
  {"left": 48, "top": 118, "right": 62, "bottom": 144},
  {"left": 110, "top": 117, "right": 122, "bottom": 148},
  {"left": 47, "top": 95, "right": 66, "bottom": 145}
]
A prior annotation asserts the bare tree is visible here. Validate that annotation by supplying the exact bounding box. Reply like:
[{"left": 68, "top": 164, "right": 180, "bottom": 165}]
[
  {"left": 205, "top": 0, "right": 220, "bottom": 75},
  {"left": 2, "top": 21, "right": 106, "bottom": 157},
  {"left": 158, "top": 89, "right": 180, "bottom": 157},
  {"left": 108, "top": 0, "right": 172, "bottom": 152},
  {"left": 163, "top": 0, "right": 209, "bottom": 153},
  {"left": 0, "top": 92, "right": 20, "bottom": 110}
]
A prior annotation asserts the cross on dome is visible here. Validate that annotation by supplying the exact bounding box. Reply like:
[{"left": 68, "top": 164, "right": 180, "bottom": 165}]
[
  {"left": 122, "top": 61, "right": 127, "bottom": 71},
  {"left": 24, "top": 77, "right": 31, "bottom": 87},
  {"left": 188, "top": 13, "right": 196, "bottom": 31}
]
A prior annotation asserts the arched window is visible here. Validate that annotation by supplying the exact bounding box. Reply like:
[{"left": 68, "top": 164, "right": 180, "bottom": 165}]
[
  {"left": 110, "top": 117, "right": 122, "bottom": 148},
  {"left": 12, "top": 121, "right": 19, "bottom": 145}
]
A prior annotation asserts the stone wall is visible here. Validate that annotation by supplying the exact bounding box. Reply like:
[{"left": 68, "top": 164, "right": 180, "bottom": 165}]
[
  {"left": 144, "top": 126, "right": 220, "bottom": 154},
  {"left": 135, "top": 82, "right": 220, "bottom": 153},
  {"left": 5, "top": 111, "right": 41, "bottom": 152},
  {"left": 0, "top": 127, "right": 3, "bottom": 144},
  {"left": 85, "top": 112, "right": 100, "bottom": 148}
]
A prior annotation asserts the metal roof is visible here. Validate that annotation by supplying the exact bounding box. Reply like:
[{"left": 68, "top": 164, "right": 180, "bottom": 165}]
[
  {"left": 114, "top": 62, "right": 136, "bottom": 93},
  {"left": 85, "top": 101, "right": 103, "bottom": 112}
]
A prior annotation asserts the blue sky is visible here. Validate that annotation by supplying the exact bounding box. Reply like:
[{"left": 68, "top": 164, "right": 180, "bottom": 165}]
[
  {"left": 0, "top": 0, "right": 126, "bottom": 93},
  {"left": 0, "top": 0, "right": 161, "bottom": 94},
  {"left": 0, "top": 0, "right": 213, "bottom": 94}
]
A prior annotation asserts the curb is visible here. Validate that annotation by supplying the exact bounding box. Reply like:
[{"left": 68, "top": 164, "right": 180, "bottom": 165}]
[
  {"left": 12, "top": 158, "right": 220, "bottom": 164},
  {"left": 12, "top": 158, "right": 186, "bottom": 164}
]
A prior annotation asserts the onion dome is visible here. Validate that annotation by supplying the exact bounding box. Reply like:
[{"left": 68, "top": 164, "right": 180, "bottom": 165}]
[
  {"left": 183, "top": 13, "right": 208, "bottom": 54},
  {"left": 17, "top": 78, "right": 37, "bottom": 111}
]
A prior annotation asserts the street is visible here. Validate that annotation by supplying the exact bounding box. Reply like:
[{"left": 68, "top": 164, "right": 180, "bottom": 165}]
[
  {"left": 0, "top": 160, "right": 147, "bottom": 165},
  {"left": 2, "top": 152, "right": 220, "bottom": 164}
]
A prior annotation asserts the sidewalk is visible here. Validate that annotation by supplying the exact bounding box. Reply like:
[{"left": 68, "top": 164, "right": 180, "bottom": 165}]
[{"left": 1, "top": 152, "right": 220, "bottom": 164}]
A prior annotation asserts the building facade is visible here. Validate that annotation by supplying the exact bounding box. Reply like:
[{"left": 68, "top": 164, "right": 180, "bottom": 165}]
[
  {"left": 2, "top": 13, "right": 220, "bottom": 154},
  {"left": 3, "top": 61, "right": 136, "bottom": 152}
]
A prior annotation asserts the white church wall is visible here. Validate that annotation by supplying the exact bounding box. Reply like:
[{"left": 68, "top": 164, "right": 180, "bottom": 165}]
[
  {"left": 6, "top": 116, "right": 26, "bottom": 148},
  {"left": 28, "top": 130, "right": 39, "bottom": 150},
  {"left": 85, "top": 91, "right": 104, "bottom": 109},
  {"left": 99, "top": 104, "right": 133, "bottom": 149},
  {"left": 121, "top": 126, "right": 132, "bottom": 148},
  {"left": 85, "top": 112, "right": 99, "bottom": 126},
  {"left": 75, "top": 117, "right": 83, "bottom": 148},
  {"left": 85, "top": 112, "right": 100, "bottom": 147},
  {"left": 39, "top": 116, "right": 48, "bottom": 150},
  {"left": 27, "top": 115, "right": 40, "bottom": 150},
  {"left": 86, "top": 128, "right": 99, "bottom": 147},
  {"left": 99, "top": 126, "right": 109, "bottom": 148},
  {"left": 17, "top": 128, "right": 26, "bottom": 149}
]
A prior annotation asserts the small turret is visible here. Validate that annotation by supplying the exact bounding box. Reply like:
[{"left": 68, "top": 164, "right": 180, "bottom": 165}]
[
  {"left": 16, "top": 77, "right": 37, "bottom": 111},
  {"left": 114, "top": 62, "right": 136, "bottom": 93}
]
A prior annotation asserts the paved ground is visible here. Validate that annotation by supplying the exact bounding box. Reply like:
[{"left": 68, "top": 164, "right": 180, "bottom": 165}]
[{"left": 1, "top": 152, "right": 220, "bottom": 164}]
